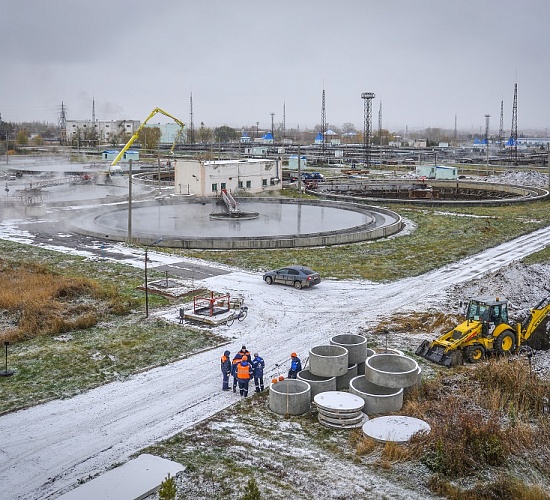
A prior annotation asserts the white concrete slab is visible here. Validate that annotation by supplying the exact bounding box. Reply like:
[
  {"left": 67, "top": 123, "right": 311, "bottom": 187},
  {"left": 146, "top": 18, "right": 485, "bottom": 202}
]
[{"left": 57, "top": 454, "right": 184, "bottom": 500}]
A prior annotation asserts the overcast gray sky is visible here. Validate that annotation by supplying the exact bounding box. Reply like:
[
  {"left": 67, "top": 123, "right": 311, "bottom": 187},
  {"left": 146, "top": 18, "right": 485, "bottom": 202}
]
[{"left": 1, "top": 0, "right": 549, "bottom": 134}]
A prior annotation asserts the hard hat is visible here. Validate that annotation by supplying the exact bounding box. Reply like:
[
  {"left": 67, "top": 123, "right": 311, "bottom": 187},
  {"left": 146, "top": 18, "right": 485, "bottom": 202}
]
[
  {"left": 241, "top": 345, "right": 247, "bottom": 350},
  {"left": 272, "top": 378, "right": 278, "bottom": 384},
  {"left": 242, "top": 355, "right": 248, "bottom": 361},
  {"left": 224, "top": 350, "right": 230, "bottom": 356},
  {"left": 291, "top": 352, "right": 297, "bottom": 357},
  {"left": 253, "top": 353, "right": 259, "bottom": 357},
  {"left": 278, "top": 375, "right": 285, "bottom": 381}
]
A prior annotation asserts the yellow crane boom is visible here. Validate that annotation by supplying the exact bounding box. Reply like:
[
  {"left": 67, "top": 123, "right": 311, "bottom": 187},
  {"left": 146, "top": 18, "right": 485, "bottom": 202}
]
[{"left": 109, "top": 107, "right": 185, "bottom": 172}]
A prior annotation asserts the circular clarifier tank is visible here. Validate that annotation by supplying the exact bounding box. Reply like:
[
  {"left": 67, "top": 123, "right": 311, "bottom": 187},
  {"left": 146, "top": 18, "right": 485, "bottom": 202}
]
[{"left": 69, "top": 198, "right": 403, "bottom": 249}]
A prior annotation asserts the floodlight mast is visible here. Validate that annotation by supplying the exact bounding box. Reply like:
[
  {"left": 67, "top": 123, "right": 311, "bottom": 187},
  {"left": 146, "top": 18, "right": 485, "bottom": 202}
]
[
  {"left": 361, "top": 92, "right": 375, "bottom": 167},
  {"left": 110, "top": 107, "right": 185, "bottom": 173}
]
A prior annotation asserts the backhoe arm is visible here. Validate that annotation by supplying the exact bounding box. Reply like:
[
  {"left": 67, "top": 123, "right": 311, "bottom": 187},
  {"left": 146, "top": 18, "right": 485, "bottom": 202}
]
[
  {"left": 110, "top": 107, "right": 185, "bottom": 171},
  {"left": 518, "top": 295, "right": 550, "bottom": 348}
]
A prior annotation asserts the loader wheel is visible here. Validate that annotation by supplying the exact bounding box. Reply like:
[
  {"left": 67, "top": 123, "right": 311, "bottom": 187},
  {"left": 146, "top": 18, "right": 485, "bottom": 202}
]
[
  {"left": 464, "top": 345, "right": 485, "bottom": 363},
  {"left": 495, "top": 331, "right": 516, "bottom": 355}
]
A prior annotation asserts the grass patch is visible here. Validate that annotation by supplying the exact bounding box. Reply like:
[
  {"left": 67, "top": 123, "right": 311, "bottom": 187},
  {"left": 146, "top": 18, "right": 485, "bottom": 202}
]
[
  {"left": 0, "top": 316, "right": 225, "bottom": 414},
  {"left": 171, "top": 199, "right": 550, "bottom": 281},
  {"left": 0, "top": 241, "right": 225, "bottom": 414}
]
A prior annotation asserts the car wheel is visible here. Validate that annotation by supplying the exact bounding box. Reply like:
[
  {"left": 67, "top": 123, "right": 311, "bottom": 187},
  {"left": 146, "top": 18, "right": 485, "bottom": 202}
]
[
  {"left": 265, "top": 276, "right": 273, "bottom": 285},
  {"left": 294, "top": 281, "right": 302, "bottom": 290}
]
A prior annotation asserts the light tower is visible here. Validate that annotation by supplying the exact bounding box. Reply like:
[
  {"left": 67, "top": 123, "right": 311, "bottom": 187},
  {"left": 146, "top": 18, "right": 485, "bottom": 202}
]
[
  {"left": 361, "top": 92, "right": 375, "bottom": 166},
  {"left": 270, "top": 112, "right": 275, "bottom": 141},
  {"left": 510, "top": 83, "right": 518, "bottom": 163}
]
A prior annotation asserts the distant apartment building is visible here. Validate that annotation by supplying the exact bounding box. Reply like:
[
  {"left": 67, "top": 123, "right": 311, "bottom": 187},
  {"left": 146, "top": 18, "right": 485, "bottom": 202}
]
[{"left": 65, "top": 120, "right": 140, "bottom": 143}]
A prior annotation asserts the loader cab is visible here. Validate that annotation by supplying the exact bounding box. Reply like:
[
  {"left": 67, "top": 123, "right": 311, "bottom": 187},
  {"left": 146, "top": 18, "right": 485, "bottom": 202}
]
[{"left": 466, "top": 297, "right": 508, "bottom": 326}]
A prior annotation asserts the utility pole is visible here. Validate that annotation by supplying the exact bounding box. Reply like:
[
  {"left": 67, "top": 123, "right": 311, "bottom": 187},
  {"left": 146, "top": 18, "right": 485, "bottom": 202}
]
[
  {"left": 378, "top": 100, "right": 383, "bottom": 147},
  {"left": 498, "top": 100, "right": 504, "bottom": 147},
  {"left": 188, "top": 92, "right": 195, "bottom": 144},
  {"left": 485, "top": 114, "right": 490, "bottom": 166},
  {"left": 282, "top": 102, "right": 286, "bottom": 141},
  {"left": 59, "top": 101, "right": 67, "bottom": 145},
  {"left": 127, "top": 159, "right": 132, "bottom": 244},
  {"left": 270, "top": 113, "right": 275, "bottom": 141},
  {"left": 321, "top": 89, "right": 326, "bottom": 164},
  {"left": 454, "top": 114, "right": 458, "bottom": 146}
]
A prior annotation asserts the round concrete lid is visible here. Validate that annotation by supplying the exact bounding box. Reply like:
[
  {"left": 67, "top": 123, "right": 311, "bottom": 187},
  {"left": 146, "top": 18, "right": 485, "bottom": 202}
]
[
  {"left": 314, "top": 391, "right": 365, "bottom": 412},
  {"left": 362, "top": 415, "right": 431, "bottom": 443}
]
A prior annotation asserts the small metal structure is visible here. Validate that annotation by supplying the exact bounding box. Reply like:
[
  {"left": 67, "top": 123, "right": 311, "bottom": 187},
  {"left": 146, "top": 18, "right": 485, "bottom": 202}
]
[{"left": 193, "top": 291, "right": 230, "bottom": 316}]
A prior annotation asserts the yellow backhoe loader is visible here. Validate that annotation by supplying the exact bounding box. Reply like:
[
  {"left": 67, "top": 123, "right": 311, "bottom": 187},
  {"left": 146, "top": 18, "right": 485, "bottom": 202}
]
[{"left": 416, "top": 292, "right": 550, "bottom": 367}]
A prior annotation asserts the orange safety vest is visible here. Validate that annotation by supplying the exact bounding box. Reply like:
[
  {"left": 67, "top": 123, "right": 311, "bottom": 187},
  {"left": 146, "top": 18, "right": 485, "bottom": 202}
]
[{"left": 237, "top": 362, "right": 251, "bottom": 380}]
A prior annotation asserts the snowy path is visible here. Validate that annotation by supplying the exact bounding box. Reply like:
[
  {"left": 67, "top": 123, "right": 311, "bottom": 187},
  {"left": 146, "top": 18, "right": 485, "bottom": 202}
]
[{"left": 1, "top": 225, "right": 550, "bottom": 499}]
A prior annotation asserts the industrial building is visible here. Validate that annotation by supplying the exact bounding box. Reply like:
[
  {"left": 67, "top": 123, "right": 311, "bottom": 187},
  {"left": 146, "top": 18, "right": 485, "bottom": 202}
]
[{"left": 174, "top": 158, "right": 281, "bottom": 197}]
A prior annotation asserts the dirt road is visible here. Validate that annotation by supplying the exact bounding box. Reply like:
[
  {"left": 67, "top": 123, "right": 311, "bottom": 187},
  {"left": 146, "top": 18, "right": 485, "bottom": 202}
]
[{"left": 1, "top": 226, "right": 550, "bottom": 499}]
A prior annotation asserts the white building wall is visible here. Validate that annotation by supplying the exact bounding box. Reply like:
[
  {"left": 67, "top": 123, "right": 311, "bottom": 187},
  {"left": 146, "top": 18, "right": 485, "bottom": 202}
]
[
  {"left": 174, "top": 159, "right": 281, "bottom": 197},
  {"left": 65, "top": 120, "right": 140, "bottom": 142}
]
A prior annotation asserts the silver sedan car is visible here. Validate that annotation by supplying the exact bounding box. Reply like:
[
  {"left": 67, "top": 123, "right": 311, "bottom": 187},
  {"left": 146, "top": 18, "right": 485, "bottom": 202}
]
[{"left": 263, "top": 265, "right": 321, "bottom": 289}]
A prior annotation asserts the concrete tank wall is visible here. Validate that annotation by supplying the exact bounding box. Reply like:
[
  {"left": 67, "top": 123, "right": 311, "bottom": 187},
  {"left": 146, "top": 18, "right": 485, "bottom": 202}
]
[
  {"left": 336, "top": 364, "right": 358, "bottom": 390},
  {"left": 269, "top": 379, "right": 311, "bottom": 416},
  {"left": 364, "top": 354, "right": 419, "bottom": 389},
  {"left": 330, "top": 334, "right": 367, "bottom": 365},
  {"left": 357, "top": 348, "right": 376, "bottom": 375},
  {"left": 297, "top": 370, "right": 336, "bottom": 401},
  {"left": 349, "top": 376, "right": 403, "bottom": 415},
  {"left": 309, "top": 345, "right": 349, "bottom": 377}
]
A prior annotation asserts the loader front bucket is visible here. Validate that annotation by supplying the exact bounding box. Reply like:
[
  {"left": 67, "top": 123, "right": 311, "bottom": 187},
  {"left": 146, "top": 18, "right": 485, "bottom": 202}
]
[{"left": 415, "top": 340, "right": 462, "bottom": 367}]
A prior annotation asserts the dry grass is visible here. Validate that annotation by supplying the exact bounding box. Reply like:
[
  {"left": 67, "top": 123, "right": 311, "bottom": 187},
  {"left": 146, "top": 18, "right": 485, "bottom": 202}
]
[
  {"left": 0, "top": 259, "right": 130, "bottom": 342},
  {"left": 428, "top": 474, "right": 550, "bottom": 500},
  {"left": 373, "top": 311, "right": 462, "bottom": 337},
  {"left": 349, "top": 430, "right": 377, "bottom": 456},
  {"left": 398, "top": 357, "right": 550, "bottom": 496}
]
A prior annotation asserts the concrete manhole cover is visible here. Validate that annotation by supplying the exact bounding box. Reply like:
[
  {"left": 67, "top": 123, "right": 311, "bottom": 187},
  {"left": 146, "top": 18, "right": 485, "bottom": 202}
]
[
  {"left": 314, "top": 391, "right": 365, "bottom": 413},
  {"left": 362, "top": 415, "right": 431, "bottom": 443}
]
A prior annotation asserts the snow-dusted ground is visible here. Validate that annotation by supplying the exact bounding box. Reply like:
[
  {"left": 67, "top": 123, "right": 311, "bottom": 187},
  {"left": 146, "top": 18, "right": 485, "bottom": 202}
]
[
  {"left": 0, "top": 224, "right": 549, "bottom": 499},
  {"left": 0, "top": 170, "right": 548, "bottom": 499}
]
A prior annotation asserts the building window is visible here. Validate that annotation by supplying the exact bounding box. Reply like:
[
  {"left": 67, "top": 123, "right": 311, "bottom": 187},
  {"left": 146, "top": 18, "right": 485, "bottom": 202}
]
[
  {"left": 262, "top": 178, "right": 268, "bottom": 187},
  {"left": 211, "top": 183, "right": 218, "bottom": 192},
  {"left": 246, "top": 180, "right": 252, "bottom": 188},
  {"left": 238, "top": 181, "right": 243, "bottom": 189},
  {"left": 221, "top": 182, "right": 226, "bottom": 190}
]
